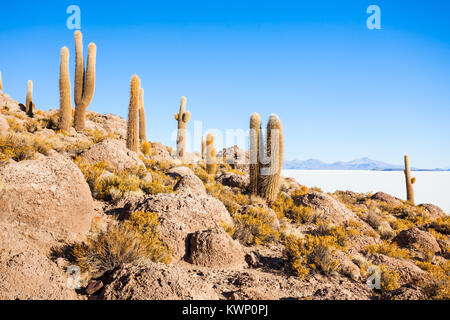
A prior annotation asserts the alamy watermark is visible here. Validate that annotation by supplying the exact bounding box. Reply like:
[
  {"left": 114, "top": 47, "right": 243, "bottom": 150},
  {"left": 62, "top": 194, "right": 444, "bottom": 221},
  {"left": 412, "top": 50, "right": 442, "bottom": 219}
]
[
  {"left": 66, "top": 5, "right": 81, "bottom": 30},
  {"left": 367, "top": 5, "right": 381, "bottom": 30}
]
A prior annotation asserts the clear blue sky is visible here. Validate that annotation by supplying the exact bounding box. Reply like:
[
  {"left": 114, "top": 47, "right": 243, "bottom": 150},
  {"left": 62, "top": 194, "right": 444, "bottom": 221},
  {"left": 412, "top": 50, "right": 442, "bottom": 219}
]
[{"left": 1, "top": 0, "right": 449, "bottom": 168}]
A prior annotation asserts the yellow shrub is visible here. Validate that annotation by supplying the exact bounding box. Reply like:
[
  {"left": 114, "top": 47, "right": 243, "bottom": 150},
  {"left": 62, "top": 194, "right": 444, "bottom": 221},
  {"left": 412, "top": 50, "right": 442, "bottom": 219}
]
[
  {"left": 206, "top": 181, "right": 249, "bottom": 214},
  {"left": 366, "top": 241, "right": 410, "bottom": 259},
  {"left": 230, "top": 206, "right": 279, "bottom": 246},
  {"left": 0, "top": 133, "right": 53, "bottom": 161},
  {"left": 416, "top": 260, "right": 450, "bottom": 300},
  {"left": 272, "top": 193, "right": 319, "bottom": 223},
  {"left": 73, "top": 213, "right": 171, "bottom": 278},
  {"left": 379, "top": 265, "right": 400, "bottom": 292},
  {"left": 85, "top": 128, "right": 119, "bottom": 144},
  {"left": 140, "top": 141, "right": 153, "bottom": 156},
  {"left": 284, "top": 234, "right": 340, "bottom": 278}
]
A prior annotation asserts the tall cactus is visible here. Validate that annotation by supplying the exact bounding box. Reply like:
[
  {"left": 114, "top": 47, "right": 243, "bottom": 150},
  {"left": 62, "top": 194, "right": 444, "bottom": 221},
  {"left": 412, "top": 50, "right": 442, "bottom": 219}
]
[
  {"left": 127, "top": 75, "right": 140, "bottom": 152},
  {"left": 201, "top": 135, "right": 206, "bottom": 160},
  {"left": 206, "top": 134, "right": 217, "bottom": 175},
  {"left": 249, "top": 112, "right": 261, "bottom": 196},
  {"left": 73, "top": 30, "right": 97, "bottom": 131},
  {"left": 174, "top": 96, "right": 191, "bottom": 158},
  {"left": 26, "top": 80, "right": 34, "bottom": 116},
  {"left": 58, "top": 47, "right": 72, "bottom": 131},
  {"left": 138, "top": 88, "right": 146, "bottom": 142},
  {"left": 0, "top": 71, "right": 3, "bottom": 93},
  {"left": 404, "top": 155, "right": 416, "bottom": 204},
  {"left": 259, "top": 114, "right": 283, "bottom": 205}
]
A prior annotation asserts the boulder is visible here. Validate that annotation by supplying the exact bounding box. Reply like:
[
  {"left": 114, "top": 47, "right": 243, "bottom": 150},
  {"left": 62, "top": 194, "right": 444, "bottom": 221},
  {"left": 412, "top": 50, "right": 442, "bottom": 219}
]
[
  {"left": 100, "top": 262, "right": 219, "bottom": 300},
  {"left": 122, "top": 193, "right": 234, "bottom": 260},
  {"left": 217, "top": 171, "right": 249, "bottom": 190},
  {"left": 188, "top": 228, "right": 246, "bottom": 268},
  {"left": 167, "top": 166, "right": 206, "bottom": 195},
  {"left": 0, "top": 250, "right": 77, "bottom": 300},
  {"left": 393, "top": 228, "right": 441, "bottom": 253},
  {"left": 367, "top": 253, "right": 427, "bottom": 284},
  {"left": 294, "top": 191, "right": 360, "bottom": 226},
  {"left": 0, "top": 154, "right": 94, "bottom": 240},
  {"left": 371, "top": 192, "right": 403, "bottom": 207},
  {"left": 80, "top": 138, "right": 145, "bottom": 171},
  {"left": 418, "top": 204, "right": 447, "bottom": 219},
  {"left": 147, "top": 142, "right": 174, "bottom": 162},
  {"left": 381, "top": 284, "right": 427, "bottom": 300},
  {"left": 280, "top": 177, "right": 303, "bottom": 194}
]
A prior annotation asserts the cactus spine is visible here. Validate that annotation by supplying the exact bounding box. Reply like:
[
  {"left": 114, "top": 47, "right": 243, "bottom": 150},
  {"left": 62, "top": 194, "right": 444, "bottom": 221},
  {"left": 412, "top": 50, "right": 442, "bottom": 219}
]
[
  {"left": 201, "top": 135, "right": 206, "bottom": 160},
  {"left": 404, "top": 155, "right": 416, "bottom": 204},
  {"left": 0, "top": 71, "right": 3, "bottom": 92},
  {"left": 174, "top": 96, "right": 191, "bottom": 158},
  {"left": 206, "top": 134, "right": 217, "bottom": 175},
  {"left": 259, "top": 114, "right": 283, "bottom": 205},
  {"left": 127, "top": 75, "right": 140, "bottom": 152},
  {"left": 26, "top": 80, "right": 34, "bottom": 116},
  {"left": 74, "top": 31, "right": 97, "bottom": 131},
  {"left": 249, "top": 113, "right": 261, "bottom": 196},
  {"left": 58, "top": 47, "right": 72, "bottom": 131},
  {"left": 138, "top": 88, "right": 146, "bottom": 142}
]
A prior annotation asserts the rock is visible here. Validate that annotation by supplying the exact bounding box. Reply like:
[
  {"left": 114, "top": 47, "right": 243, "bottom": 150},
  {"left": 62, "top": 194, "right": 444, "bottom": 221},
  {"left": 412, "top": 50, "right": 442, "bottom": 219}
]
[
  {"left": 294, "top": 191, "right": 361, "bottom": 227},
  {"left": 335, "top": 250, "right": 360, "bottom": 281},
  {"left": 218, "top": 146, "right": 249, "bottom": 173},
  {"left": 418, "top": 204, "right": 446, "bottom": 219},
  {"left": 0, "top": 251, "right": 77, "bottom": 300},
  {"left": 85, "top": 113, "right": 128, "bottom": 139},
  {"left": 80, "top": 138, "right": 145, "bottom": 171},
  {"left": 367, "top": 253, "right": 427, "bottom": 284},
  {"left": 371, "top": 192, "right": 403, "bottom": 207},
  {"left": 85, "top": 280, "right": 104, "bottom": 295},
  {"left": 122, "top": 193, "right": 234, "bottom": 260},
  {"left": 245, "top": 252, "right": 261, "bottom": 268},
  {"left": 381, "top": 284, "right": 427, "bottom": 300},
  {"left": 0, "top": 154, "right": 94, "bottom": 240},
  {"left": 235, "top": 204, "right": 280, "bottom": 230},
  {"left": 393, "top": 228, "right": 441, "bottom": 253},
  {"left": 280, "top": 177, "right": 303, "bottom": 194},
  {"left": 230, "top": 288, "right": 274, "bottom": 300},
  {"left": 100, "top": 262, "right": 218, "bottom": 300},
  {"left": 217, "top": 171, "right": 249, "bottom": 190},
  {"left": 167, "top": 166, "right": 206, "bottom": 194},
  {"left": 147, "top": 142, "right": 174, "bottom": 162},
  {"left": 188, "top": 228, "right": 246, "bottom": 268}
]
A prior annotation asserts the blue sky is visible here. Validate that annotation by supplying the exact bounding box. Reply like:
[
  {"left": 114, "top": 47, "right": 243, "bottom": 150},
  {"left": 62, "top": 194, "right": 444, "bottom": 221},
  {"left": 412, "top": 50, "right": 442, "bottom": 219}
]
[{"left": 1, "top": 0, "right": 449, "bottom": 168}]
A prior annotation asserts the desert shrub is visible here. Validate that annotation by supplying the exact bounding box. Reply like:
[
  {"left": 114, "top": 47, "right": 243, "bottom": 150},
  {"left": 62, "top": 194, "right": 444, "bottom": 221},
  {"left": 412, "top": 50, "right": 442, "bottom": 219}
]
[
  {"left": 429, "top": 216, "right": 450, "bottom": 235},
  {"left": 65, "top": 139, "right": 94, "bottom": 155},
  {"left": 6, "top": 118, "right": 23, "bottom": 132},
  {"left": 272, "top": 193, "right": 321, "bottom": 223},
  {"left": 416, "top": 260, "right": 450, "bottom": 300},
  {"left": 193, "top": 166, "right": 214, "bottom": 184},
  {"left": 141, "top": 170, "right": 175, "bottom": 195},
  {"left": 283, "top": 234, "right": 340, "bottom": 278},
  {"left": 316, "top": 220, "right": 348, "bottom": 248},
  {"left": 73, "top": 212, "right": 171, "bottom": 278},
  {"left": 366, "top": 211, "right": 385, "bottom": 230},
  {"left": 206, "top": 181, "right": 249, "bottom": 214},
  {"left": 140, "top": 157, "right": 175, "bottom": 171},
  {"left": 379, "top": 265, "right": 401, "bottom": 292},
  {"left": 140, "top": 141, "right": 153, "bottom": 156},
  {"left": 0, "top": 133, "right": 53, "bottom": 161},
  {"left": 230, "top": 206, "right": 279, "bottom": 246},
  {"left": 24, "top": 118, "right": 42, "bottom": 133},
  {"left": 366, "top": 241, "right": 410, "bottom": 259},
  {"left": 85, "top": 128, "right": 119, "bottom": 144}
]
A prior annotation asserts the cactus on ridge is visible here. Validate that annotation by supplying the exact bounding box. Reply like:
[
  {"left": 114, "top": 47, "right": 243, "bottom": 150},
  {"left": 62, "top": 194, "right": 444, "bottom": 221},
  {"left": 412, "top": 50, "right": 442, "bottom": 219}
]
[
  {"left": 0, "top": 71, "right": 3, "bottom": 92},
  {"left": 206, "top": 134, "right": 217, "bottom": 175},
  {"left": 127, "top": 75, "right": 140, "bottom": 152},
  {"left": 138, "top": 88, "right": 146, "bottom": 142},
  {"left": 404, "top": 155, "right": 416, "bottom": 204},
  {"left": 73, "top": 30, "right": 97, "bottom": 131},
  {"left": 201, "top": 135, "right": 206, "bottom": 160},
  {"left": 58, "top": 47, "right": 72, "bottom": 131},
  {"left": 249, "top": 112, "right": 261, "bottom": 196},
  {"left": 258, "top": 114, "right": 283, "bottom": 205},
  {"left": 174, "top": 96, "right": 191, "bottom": 158},
  {"left": 26, "top": 80, "right": 35, "bottom": 116}
]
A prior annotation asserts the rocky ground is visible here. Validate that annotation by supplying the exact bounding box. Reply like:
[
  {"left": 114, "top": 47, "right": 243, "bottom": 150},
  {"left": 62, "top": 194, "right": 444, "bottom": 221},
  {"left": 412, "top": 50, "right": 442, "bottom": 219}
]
[{"left": 0, "top": 92, "right": 448, "bottom": 300}]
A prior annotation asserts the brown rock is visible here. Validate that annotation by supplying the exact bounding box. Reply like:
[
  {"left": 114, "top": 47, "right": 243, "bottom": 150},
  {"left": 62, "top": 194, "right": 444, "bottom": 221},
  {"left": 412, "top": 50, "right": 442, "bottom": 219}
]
[
  {"left": 122, "top": 193, "right": 234, "bottom": 260},
  {"left": 188, "top": 228, "right": 246, "bottom": 268},
  {"left": 167, "top": 166, "right": 206, "bottom": 195},
  {"left": 393, "top": 228, "right": 441, "bottom": 253},
  {"left": 381, "top": 284, "right": 427, "bottom": 300},
  {"left": 217, "top": 171, "right": 249, "bottom": 189},
  {"left": 367, "top": 253, "right": 427, "bottom": 284},
  {"left": 100, "top": 262, "right": 218, "bottom": 300},
  {"left": 80, "top": 138, "right": 145, "bottom": 171},
  {"left": 371, "top": 192, "right": 403, "bottom": 207},
  {"left": 0, "top": 113, "right": 9, "bottom": 137},
  {"left": 85, "top": 280, "right": 103, "bottom": 295},
  {"left": 0, "top": 154, "right": 93, "bottom": 240},
  {"left": 418, "top": 204, "right": 447, "bottom": 219}
]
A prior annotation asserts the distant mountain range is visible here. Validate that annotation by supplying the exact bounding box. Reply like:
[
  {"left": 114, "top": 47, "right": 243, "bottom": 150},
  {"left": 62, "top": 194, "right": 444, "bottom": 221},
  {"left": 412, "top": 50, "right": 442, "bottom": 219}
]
[{"left": 283, "top": 157, "right": 450, "bottom": 171}]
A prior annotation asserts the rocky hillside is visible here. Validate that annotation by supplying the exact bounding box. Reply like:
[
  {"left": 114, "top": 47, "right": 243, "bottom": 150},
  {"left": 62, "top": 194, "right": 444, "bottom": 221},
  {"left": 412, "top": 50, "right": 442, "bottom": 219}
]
[{"left": 0, "top": 92, "right": 448, "bottom": 300}]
